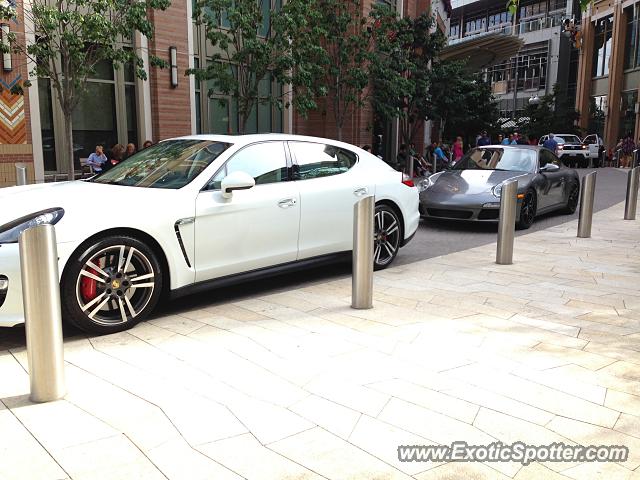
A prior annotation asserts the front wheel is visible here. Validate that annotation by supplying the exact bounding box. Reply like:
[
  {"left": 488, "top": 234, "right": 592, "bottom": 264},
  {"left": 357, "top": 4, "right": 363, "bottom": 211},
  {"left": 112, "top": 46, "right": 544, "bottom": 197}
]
[
  {"left": 61, "top": 235, "right": 163, "bottom": 334},
  {"left": 374, "top": 204, "right": 402, "bottom": 270},
  {"left": 516, "top": 190, "right": 537, "bottom": 230}
]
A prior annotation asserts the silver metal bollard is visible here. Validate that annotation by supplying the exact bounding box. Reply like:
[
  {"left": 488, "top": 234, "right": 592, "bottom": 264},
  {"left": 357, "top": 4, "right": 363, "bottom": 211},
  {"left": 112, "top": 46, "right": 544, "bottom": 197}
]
[
  {"left": 624, "top": 166, "right": 640, "bottom": 220},
  {"left": 15, "top": 164, "right": 27, "bottom": 186},
  {"left": 19, "top": 224, "right": 66, "bottom": 402},
  {"left": 496, "top": 180, "right": 518, "bottom": 265},
  {"left": 352, "top": 195, "right": 374, "bottom": 309},
  {"left": 577, "top": 171, "right": 597, "bottom": 238}
]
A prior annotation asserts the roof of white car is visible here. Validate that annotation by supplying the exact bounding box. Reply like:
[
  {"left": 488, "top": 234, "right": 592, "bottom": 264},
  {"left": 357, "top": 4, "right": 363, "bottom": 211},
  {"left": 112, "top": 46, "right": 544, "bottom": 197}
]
[{"left": 170, "top": 133, "right": 363, "bottom": 150}]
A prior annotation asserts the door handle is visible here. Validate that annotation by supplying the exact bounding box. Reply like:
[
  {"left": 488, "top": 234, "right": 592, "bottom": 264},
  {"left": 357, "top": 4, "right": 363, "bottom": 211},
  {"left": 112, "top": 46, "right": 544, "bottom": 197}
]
[
  {"left": 353, "top": 187, "right": 368, "bottom": 196},
  {"left": 278, "top": 198, "right": 297, "bottom": 208}
]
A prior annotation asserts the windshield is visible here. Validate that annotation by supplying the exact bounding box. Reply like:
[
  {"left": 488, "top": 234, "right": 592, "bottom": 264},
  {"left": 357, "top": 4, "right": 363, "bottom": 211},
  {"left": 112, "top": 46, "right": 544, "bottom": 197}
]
[
  {"left": 453, "top": 148, "right": 536, "bottom": 173},
  {"left": 556, "top": 135, "right": 581, "bottom": 144},
  {"left": 92, "top": 140, "right": 231, "bottom": 189}
]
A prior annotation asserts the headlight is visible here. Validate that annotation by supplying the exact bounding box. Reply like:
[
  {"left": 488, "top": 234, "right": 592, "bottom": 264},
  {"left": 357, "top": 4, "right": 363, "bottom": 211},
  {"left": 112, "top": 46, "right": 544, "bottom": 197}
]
[
  {"left": 0, "top": 208, "right": 65, "bottom": 244},
  {"left": 492, "top": 184, "right": 502, "bottom": 197},
  {"left": 418, "top": 176, "right": 435, "bottom": 192}
]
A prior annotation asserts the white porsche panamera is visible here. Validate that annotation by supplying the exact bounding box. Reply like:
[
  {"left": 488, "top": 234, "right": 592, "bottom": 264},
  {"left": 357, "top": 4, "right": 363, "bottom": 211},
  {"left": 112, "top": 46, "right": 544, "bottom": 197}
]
[{"left": 0, "top": 134, "right": 419, "bottom": 334}]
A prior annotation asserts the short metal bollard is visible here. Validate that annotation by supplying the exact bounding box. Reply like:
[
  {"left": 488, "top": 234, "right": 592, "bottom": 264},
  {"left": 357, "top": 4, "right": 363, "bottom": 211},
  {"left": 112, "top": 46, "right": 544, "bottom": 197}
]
[
  {"left": 496, "top": 180, "right": 518, "bottom": 265},
  {"left": 352, "top": 195, "right": 374, "bottom": 309},
  {"left": 624, "top": 166, "right": 640, "bottom": 220},
  {"left": 19, "top": 224, "right": 66, "bottom": 402},
  {"left": 577, "top": 171, "right": 597, "bottom": 238},
  {"left": 15, "top": 164, "right": 27, "bottom": 186}
]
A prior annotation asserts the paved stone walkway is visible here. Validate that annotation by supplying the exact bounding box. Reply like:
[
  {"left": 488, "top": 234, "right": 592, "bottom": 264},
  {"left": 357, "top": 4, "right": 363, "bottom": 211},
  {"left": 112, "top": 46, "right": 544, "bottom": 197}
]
[{"left": 1, "top": 201, "right": 640, "bottom": 480}]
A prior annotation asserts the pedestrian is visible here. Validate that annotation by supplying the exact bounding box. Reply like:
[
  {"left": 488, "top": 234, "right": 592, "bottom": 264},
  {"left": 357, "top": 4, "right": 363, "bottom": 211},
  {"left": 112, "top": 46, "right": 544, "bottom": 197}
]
[
  {"left": 477, "top": 130, "right": 491, "bottom": 147},
  {"left": 502, "top": 134, "right": 513, "bottom": 145},
  {"left": 103, "top": 143, "right": 126, "bottom": 172},
  {"left": 397, "top": 144, "right": 409, "bottom": 171},
  {"left": 511, "top": 132, "right": 520, "bottom": 145},
  {"left": 124, "top": 143, "right": 137, "bottom": 160},
  {"left": 142, "top": 140, "right": 153, "bottom": 149},
  {"left": 621, "top": 132, "right": 635, "bottom": 168},
  {"left": 497, "top": 134, "right": 504, "bottom": 144},
  {"left": 86, "top": 145, "right": 107, "bottom": 174},
  {"left": 452, "top": 136, "right": 464, "bottom": 161},
  {"left": 542, "top": 133, "right": 558, "bottom": 153},
  {"left": 516, "top": 134, "right": 529, "bottom": 145},
  {"left": 433, "top": 140, "right": 449, "bottom": 170}
]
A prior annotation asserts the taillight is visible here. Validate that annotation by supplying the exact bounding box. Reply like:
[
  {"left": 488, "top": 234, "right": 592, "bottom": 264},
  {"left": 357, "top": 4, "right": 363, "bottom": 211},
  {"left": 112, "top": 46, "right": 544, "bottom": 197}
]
[{"left": 402, "top": 173, "right": 414, "bottom": 187}]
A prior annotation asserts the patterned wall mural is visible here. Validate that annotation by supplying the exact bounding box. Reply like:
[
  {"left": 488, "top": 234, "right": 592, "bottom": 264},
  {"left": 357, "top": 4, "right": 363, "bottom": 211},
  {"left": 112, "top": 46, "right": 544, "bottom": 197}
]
[{"left": 0, "top": 76, "right": 26, "bottom": 145}]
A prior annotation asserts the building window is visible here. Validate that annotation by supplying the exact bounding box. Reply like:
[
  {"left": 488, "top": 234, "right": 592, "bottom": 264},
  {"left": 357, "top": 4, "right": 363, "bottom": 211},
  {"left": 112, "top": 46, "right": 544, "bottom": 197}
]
[
  {"left": 520, "top": 0, "right": 547, "bottom": 21},
  {"left": 589, "top": 95, "right": 606, "bottom": 138},
  {"left": 592, "top": 16, "right": 613, "bottom": 77},
  {"left": 624, "top": 5, "right": 640, "bottom": 70},
  {"left": 486, "top": 43, "right": 548, "bottom": 94},
  {"left": 450, "top": 23, "right": 460, "bottom": 38},
  {"left": 465, "top": 15, "right": 486, "bottom": 36},
  {"left": 487, "top": 10, "right": 512, "bottom": 31},
  {"left": 39, "top": 54, "right": 139, "bottom": 173},
  {"left": 193, "top": 0, "right": 285, "bottom": 134},
  {"left": 620, "top": 91, "right": 638, "bottom": 139}
]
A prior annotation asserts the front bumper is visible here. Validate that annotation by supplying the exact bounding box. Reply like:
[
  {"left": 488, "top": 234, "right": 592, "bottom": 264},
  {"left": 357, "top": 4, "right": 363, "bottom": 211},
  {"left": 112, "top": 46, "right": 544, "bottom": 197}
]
[
  {"left": 0, "top": 243, "right": 24, "bottom": 327},
  {"left": 419, "top": 198, "right": 523, "bottom": 222}
]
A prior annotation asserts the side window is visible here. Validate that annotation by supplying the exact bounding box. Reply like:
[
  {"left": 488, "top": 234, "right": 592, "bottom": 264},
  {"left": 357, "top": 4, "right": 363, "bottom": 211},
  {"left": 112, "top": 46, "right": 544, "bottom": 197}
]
[
  {"left": 206, "top": 142, "right": 288, "bottom": 190},
  {"left": 289, "top": 142, "right": 357, "bottom": 180},
  {"left": 584, "top": 135, "right": 595, "bottom": 145}
]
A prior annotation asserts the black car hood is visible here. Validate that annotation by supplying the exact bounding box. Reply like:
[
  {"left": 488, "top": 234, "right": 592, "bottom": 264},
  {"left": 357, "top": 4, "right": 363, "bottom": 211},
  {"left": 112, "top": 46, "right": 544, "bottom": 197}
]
[{"left": 427, "top": 169, "right": 533, "bottom": 196}]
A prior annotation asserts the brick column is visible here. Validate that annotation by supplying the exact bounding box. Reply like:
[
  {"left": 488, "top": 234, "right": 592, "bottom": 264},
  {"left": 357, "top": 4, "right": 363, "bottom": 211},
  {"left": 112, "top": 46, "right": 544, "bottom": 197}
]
[
  {"left": 575, "top": 18, "right": 594, "bottom": 133},
  {"left": 603, "top": 4, "right": 627, "bottom": 151},
  {"left": 147, "top": 0, "right": 192, "bottom": 141}
]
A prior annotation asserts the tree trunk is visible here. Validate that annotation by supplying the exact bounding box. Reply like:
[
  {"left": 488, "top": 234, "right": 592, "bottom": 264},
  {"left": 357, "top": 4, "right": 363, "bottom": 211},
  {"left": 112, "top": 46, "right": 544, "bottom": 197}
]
[
  {"left": 336, "top": 123, "right": 343, "bottom": 142},
  {"left": 239, "top": 110, "right": 247, "bottom": 135},
  {"left": 63, "top": 112, "right": 75, "bottom": 181}
]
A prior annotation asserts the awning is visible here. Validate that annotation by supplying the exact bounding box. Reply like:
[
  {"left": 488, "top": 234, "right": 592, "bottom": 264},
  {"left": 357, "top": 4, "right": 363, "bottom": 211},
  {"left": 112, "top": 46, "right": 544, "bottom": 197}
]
[{"left": 440, "top": 32, "right": 524, "bottom": 71}]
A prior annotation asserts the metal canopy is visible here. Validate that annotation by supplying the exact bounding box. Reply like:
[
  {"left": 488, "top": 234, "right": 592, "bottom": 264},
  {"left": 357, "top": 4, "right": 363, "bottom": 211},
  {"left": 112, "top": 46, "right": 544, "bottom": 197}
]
[{"left": 440, "top": 32, "right": 524, "bottom": 71}]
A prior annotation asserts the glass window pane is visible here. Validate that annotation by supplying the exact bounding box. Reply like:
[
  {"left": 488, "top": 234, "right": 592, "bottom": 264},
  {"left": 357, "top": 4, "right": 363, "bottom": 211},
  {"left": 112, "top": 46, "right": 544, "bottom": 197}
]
[
  {"left": 210, "top": 98, "right": 229, "bottom": 134},
  {"left": 259, "top": 0, "right": 270, "bottom": 37},
  {"left": 38, "top": 79, "right": 57, "bottom": 172},
  {"left": 125, "top": 85, "right": 138, "bottom": 148},
  {"left": 196, "top": 92, "right": 202, "bottom": 134},
  {"left": 245, "top": 104, "right": 258, "bottom": 134},
  {"left": 91, "top": 59, "right": 114, "bottom": 81},
  {"left": 290, "top": 142, "right": 357, "bottom": 180},
  {"left": 72, "top": 82, "right": 118, "bottom": 169},
  {"left": 225, "top": 141, "right": 288, "bottom": 185}
]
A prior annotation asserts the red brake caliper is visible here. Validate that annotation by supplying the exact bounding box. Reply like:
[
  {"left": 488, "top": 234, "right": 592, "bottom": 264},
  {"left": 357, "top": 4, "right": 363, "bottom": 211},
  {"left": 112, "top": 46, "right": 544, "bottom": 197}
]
[{"left": 80, "top": 267, "right": 98, "bottom": 302}]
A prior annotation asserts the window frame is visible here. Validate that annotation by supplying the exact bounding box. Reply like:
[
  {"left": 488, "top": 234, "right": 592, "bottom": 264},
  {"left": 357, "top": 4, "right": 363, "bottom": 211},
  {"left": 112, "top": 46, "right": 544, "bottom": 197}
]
[{"left": 202, "top": 140, "right": 293, "bottom": 191}]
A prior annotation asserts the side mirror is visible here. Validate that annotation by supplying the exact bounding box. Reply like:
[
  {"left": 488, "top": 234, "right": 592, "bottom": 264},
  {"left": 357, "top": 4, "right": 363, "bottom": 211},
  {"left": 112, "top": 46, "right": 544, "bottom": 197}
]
[
  {"left": 220, "top": 171, "right": 255, "bottom": 199},
  {"left": 540, "top": 163, "right": 560, "bottom": 173}
]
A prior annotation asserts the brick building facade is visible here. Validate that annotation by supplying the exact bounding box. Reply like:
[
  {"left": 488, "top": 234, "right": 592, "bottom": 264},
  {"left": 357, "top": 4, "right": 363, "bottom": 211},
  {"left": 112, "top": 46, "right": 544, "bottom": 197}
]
[{"left": 0, "top": 0, "right": 449, "bottom": 188}]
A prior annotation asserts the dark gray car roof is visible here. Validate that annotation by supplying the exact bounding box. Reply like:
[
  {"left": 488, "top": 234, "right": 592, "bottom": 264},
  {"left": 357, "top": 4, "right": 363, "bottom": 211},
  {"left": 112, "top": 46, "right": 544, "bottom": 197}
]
[{"left": 478, "top": 145, "right": 541, "bottom": 150}]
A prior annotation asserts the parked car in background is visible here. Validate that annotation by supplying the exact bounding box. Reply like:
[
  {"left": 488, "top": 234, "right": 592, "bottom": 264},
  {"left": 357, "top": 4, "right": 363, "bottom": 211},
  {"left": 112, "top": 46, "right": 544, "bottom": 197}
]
[
  {"left": 583, "top": 134, "right": 605, "bottom": 167},
  {"left": 539, "top": 134, "right": 589, "bottom": 168},
  {"left": 419, "top": 145, "right": 580, "bottom": 230},
  {"left": 0, "top": 135, "right": 419, "bottom": 334}
]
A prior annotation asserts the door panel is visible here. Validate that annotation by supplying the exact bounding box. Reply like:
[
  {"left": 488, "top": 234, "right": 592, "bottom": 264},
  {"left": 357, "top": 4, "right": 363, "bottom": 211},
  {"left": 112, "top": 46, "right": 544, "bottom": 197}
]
[
  {"left": 194, "top": 141, "right": 300, "bottom": 282},
  {"left": 538, "top": 150, "right": 565, "bottom": 208},
  {"left": 289, "top": 141, "right": 372, "bottom": 259}
]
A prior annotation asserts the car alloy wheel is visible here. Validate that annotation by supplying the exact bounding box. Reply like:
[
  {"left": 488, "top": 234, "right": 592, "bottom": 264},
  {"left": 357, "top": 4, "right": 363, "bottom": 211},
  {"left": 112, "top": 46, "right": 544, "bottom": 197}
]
[
  {"left": 516, "top": 190, "right": 536, "bottom": 230},
  {"left": 564, "top": 183, "right": 580, "bottom": 214},
  {"left": 62, "top": 235, "right": 163, "bottom": 334},
  {"left": 374, "top": 205, "right": 402, "bottom": 270}
]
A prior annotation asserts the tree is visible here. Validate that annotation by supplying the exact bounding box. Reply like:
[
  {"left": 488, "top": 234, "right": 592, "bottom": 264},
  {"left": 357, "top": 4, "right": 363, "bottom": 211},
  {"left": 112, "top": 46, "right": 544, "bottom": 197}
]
[
  {"left": 520, "top": 84, "right": 581, "bottom": 140},
  {"left": 312, "top": 0, "right": 373, "bottom": 141},
  {"left": 427, "top": 60, "right": 500, "bottom": 145},
  {"left": 189, "top": 0, "right": 326, "bottom": 134},
  {"left": 0, "top": 0, "right": 171, "bottom": 180},
  {"left": 370, "top": 6, "right": 446, "bottom": 146}
]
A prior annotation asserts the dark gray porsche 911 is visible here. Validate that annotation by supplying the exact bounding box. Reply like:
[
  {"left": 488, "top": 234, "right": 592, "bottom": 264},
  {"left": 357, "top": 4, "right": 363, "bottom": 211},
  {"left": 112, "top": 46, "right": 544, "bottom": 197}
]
[{"left": 419, "top": 145, "right": 580, "bottom": 229}]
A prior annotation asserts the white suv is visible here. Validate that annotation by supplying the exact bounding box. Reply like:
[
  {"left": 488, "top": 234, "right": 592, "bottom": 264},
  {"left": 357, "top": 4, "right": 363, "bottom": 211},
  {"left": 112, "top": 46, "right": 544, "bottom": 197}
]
[{"left": 539, "top": 134, "right": 589, "bottom": 168}]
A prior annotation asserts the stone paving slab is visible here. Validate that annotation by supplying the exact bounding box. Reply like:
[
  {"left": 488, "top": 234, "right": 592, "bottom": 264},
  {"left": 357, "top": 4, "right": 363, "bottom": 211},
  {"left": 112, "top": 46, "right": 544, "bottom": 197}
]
[{"left": 2, "top": 201, "right": 640, "bottom": 479}]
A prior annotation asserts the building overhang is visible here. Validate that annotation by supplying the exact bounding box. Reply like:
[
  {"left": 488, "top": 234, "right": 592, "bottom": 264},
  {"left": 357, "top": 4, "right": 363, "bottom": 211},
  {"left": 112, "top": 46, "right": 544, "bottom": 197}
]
[{"left": 440, "top": 32, "right": 524, "bottom": 70}]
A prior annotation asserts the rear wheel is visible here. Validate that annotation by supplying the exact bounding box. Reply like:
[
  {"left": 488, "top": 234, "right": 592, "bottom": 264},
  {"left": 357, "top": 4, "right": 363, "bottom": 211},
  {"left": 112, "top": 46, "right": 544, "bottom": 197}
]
[
  {"left": 563, "top": 182, "right": 580, "bottom": 214},
  {"left": 61, "top": 235, "right": 163, "bottom": 334},
  {"left": 374, "top": 204, "right": 402, "bottom": 270},
  {"left": 516, "top": 190, "right": 537, "bottom": 230}
]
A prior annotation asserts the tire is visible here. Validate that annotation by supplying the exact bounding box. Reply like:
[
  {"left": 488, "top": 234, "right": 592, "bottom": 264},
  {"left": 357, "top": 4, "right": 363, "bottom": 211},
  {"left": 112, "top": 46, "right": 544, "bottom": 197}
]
[
  {"left": 516, "top": 190, "right": 537, "bottom": 230},
  {"left": 61, "top": 235, "right": 163, "bottom": 334},
  {"left": 374, "top": 204, "right": 403, "bottom": 270},
  {"left": 563, "top": 182, "right": 580, "bottom": 214}
]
